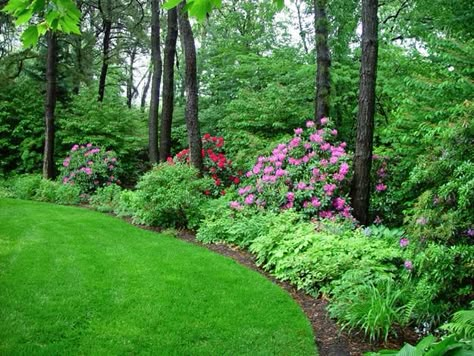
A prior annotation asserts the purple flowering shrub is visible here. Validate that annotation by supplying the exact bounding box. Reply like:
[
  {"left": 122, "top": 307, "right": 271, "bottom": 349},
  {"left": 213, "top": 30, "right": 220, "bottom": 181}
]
[
  {"left": 59, "top": 143, "right": 120, "bottom": 194},
  {"left": 230, "top": 118, "right": 353, "bottom": 220}
]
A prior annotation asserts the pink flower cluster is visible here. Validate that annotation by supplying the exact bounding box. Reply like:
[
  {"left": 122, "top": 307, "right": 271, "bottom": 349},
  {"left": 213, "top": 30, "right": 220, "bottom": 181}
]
[
  {"left": 60, "top": 143, "right": 119, "bottom": 193},
  {"left": 230, "top": 118, "right": 353, "bottom": 220}
]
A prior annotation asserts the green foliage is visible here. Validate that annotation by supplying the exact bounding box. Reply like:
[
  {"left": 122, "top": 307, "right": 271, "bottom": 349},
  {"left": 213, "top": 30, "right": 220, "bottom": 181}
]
[
  {"left": 0, "top": 78, "right": 45, "bottom": 174},
  {"left": 365, "top": 333, "right": 473, "bottom": 356},
  {"left": 3, "top": 0, "right": 81, "bottom": 46},
  {"left": 59, "top": 144, "right": 120, "bottom": 195},
  {"left": 130, "top": 163, "right": 213, "bottom": 228},
  {"left": 89, "top": 184, "right": 122, "bottom": 213},
  {"left": 441, "top": 307, "right": 474, "bottom": 340},
  {"left": 196, "top": 195, "right": 273, "bottom": 247},
  {"left": 408, "top": 243, "right": 474, "bottom": 324},
  {"left": 3, "top": 174, "right": 81, "bottom": 204},
  {"left": 57, "top": 87, "right": 147, "bottom": 183},
  {"left": 33, "top": 179, "right": 81, "bottom": 205},
  {"left": 8, "top": 174, "right": 42, "bottom": 200},
  {"left": 328, "top": 280, "right": 405, "bottom": 342}
]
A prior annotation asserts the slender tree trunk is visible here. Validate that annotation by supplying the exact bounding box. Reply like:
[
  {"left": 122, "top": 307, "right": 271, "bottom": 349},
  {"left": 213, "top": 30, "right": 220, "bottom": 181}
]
[
  {"left": 141, "top": 68, "right": 152, "bottom": 111},
  {"left": 148, "top": 0, "right": 163, "bottom": 164},
  {"left": 159, "top": 8, "right": 178, "bottom": 162},
  {"left": 295, "top": 0, "right": 309, "bottom": 55},
  {"left": 72, "top": 0, "right": 83, "bottom": 95},
  {"left": 98, "top": 18, "right": 112, "bottom": 102},
  {"left": 178, "top": 1, "right": 203, "bottom": 172},
  {"left": 314, "top": 0, "right": 331, "bottom": 121},
  {"left": 126, "top": 44, "right": 137, "bottom": 108},
  {"left": 43, "top": 32, "right": 58, "bottom": 179},
  {"left": 351, "top": 0, "right": 379, "bottom": 225}
]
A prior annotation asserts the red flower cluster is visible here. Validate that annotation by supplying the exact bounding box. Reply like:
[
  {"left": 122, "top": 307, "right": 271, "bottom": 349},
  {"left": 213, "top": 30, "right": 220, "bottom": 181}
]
[{"left": 174, "top": 134, "right": 240, "bottom": 196}]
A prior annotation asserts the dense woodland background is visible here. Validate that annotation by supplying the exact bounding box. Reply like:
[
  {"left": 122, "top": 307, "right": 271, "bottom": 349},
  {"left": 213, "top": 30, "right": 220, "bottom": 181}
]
[{"left": 0, "top": 0, "right": 473, "bottom": 348}]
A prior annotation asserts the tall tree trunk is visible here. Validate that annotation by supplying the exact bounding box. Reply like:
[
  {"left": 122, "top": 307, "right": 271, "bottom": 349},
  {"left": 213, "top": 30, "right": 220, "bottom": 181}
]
[
  {"left": 148, "top": 0, "right": 163, "bottom": 164},
  {"left": 141, "top": 68, "right": 152, "bottom": 112},
  {"left": 178, "top": 2, "right": 203, "bottom": 172},
  {"left": 72, "top": 0, "right": 83, "bottom": 95},
  {"left": 43, "top": 32, "right": 58, "bottom": 179},
  {"left": 159, "top": 8, "right": 178, "bottom": 162},
  {"left": 126, "top": 44, "right": 137, "bottom": 108},
  {"left": 295, "top": 0, "right": 309, "bottom": 55},
  {"left": 314, "top": 0, "right": 331, "bottom": 121},
  {"left": 351, "top": 0, "right": 379, "bottom": 225},
  {"left": 98, "top": 18, "right": 111, "bottom": 102}
]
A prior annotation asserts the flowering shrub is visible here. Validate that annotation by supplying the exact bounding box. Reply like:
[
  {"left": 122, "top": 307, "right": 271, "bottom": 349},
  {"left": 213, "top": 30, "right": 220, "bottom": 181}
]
[
  {"left": 59, "top": 143, "right": 120, "bottom": 194},
  {"left": 230, "top": 118, "right": 353, "bottom": 220},
  {"left": 174, "top": 134, "right": 241, "bottom": 196}
]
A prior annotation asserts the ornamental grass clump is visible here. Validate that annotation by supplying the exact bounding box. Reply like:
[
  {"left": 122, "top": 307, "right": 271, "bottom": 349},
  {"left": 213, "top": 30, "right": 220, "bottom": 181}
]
[
  {"left": 60, "top": 143, "right": 120, "bottom": 194},
  {"left": 230, "top": 118, "right": 353, "bottom": 220},
  {"left": 174, "top": 134, "right": 241, "bottom": 196}
]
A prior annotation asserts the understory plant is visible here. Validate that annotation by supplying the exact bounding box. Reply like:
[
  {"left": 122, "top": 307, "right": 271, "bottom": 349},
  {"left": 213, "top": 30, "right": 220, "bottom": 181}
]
[
  {"left": 174, "top": 134, "right": 241, "bottom": 196},
  {"left": 128, "top": 162, "right": 213, "bottom": 228},
  {"left": 230, "top": 118, "right": 354, "bottom": 220},
  {"left": 59, "top": 143, "right": 121, "bottom": 195}
]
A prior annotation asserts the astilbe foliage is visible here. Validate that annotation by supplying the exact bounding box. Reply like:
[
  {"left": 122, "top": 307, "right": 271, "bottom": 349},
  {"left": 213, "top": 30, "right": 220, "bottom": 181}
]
[
  {"left": 174, "top": 134, "right": 241, "bottom": 196},
  {"left": 230, "top": 118, "right": 353, "bottom": 220},
  {"left": 60, "top": 143, "right": 120, "bottom": 195}
]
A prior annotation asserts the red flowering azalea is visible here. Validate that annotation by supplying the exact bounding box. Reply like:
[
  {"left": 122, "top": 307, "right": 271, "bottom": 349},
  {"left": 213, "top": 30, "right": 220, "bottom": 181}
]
[{"left": 174, "top": 134, "right": 241, "bottom": 196}]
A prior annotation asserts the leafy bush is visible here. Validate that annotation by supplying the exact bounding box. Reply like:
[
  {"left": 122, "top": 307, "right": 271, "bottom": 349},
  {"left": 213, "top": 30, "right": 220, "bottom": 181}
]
[
  {"left": 33, "top": 179, "right": 81, "bottom": 205},
  {"left": 90, "top": 184, "right": 122, "bottom": 212},
  {"left": 113, "top": 189, "right": 138, "bottom": 218},
  {"left": 59, "top": 143, "right": 120, "bottom": 195},
  {"left": 329, "top": 280, "right": 406, "bottom": 342},
  {"left": 130, "top": 163, "right": 213, "bottom": 228},
  {"left": 405, "top": 161, "right": 474, "bottom": 244},
  {"left": 230, "top": 118, "right": 354, "bottom": 220},
  {"left": 57, "top": 86, "right": 147, "bottom": 184},
  {"left": 9, "top": 174, "right": 42, "bottom": 200},
  {"left": 407, "top": 243, "right": 474, "bottom": 325},
  {"left": 3, "top": 174, "right": 81, "bottom": 205},
  {"left": 174, "top": 133, "right": 241, "bottom": 196},
  {"left": 367, "top": 305, "right": 474, "bottom": 355}
]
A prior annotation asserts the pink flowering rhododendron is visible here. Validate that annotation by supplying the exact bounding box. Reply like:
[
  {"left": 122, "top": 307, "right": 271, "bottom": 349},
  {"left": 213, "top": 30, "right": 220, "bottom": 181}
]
[
  {"left": 60, "top": 143, "right": 120, "bottom": 194},
  {"left": 234, "top": 118, "right": 354, "bottom": 220}
]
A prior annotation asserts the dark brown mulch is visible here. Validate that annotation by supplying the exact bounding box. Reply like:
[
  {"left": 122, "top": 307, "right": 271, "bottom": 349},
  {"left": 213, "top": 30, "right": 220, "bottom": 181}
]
[{"left": 126, "top": 221, "right": 419, "bottom": 356}]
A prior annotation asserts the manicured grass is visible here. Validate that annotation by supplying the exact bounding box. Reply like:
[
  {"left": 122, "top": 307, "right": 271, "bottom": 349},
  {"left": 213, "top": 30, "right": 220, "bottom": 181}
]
[{"left": 0, "top": 199, "right": 316, "bottom": 355}]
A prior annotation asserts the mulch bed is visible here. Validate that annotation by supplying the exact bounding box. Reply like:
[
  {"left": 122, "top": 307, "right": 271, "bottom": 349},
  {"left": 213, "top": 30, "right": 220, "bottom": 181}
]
[{"left": 128, "top": 221, "right": 419, "bottom": 356}]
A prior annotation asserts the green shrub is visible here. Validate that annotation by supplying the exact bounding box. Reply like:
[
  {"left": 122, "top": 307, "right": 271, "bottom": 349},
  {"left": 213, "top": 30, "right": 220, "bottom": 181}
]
[
  {"left": 90, "top": 184, "right": 122, "bottom": 212},
  {"left": 113, "top": 189, "right": 138, "bottom": 218},
  {"left": 329, "top": 280, "right": 406, "bottom": 341},
  {"left": 408, "top": 243, "right": 474, "bottom": 324},
  {"left": 9, "top": 174, "right": 42, "bottom": 200},
  {"left": 59, "top": 143, "right": 121, "bottom": 195},
  {"left": 250, "top": 218, "right": 402, "bottom": 295},
  {"left": 130, "top": 163, "right": 213, "bottom": 228},
  {"left": 34, "top": 179, "right": 81, "bottom": 205},
  {"left": 197, "top": 197, "right": 278, "bottom": 247}
]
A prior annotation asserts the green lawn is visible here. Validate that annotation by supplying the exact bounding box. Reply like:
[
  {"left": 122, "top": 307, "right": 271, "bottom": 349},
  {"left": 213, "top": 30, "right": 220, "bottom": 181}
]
[{"left": 0, "top": 199, "right": 315, "bottom": 355}]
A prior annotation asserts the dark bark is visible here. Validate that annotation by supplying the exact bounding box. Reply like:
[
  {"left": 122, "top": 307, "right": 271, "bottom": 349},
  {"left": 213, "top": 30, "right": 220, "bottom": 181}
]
[
  {"left": 159, "top": 8, "right": 178, "bottom": 162},
  {"left": 141, "top": 68, "right": 152, "bottom": 111},
  {"left": 126, "top": 44, "right": 137, "bottom": 108},
  {"left": 314, "top": 0, "right": 331, "bottom": 121},
  {"left": 178, "top": 2, "right": 203, "bottom": 172},
  {"left": 42, "top": 32, "right": 58, "bottom": 179},
  {"left": 98, "top": 18, "right": 112, "bottom": 102},
  {"left": 351, "top": 0, "right": 379, "bottom": 225},
  {"left": 148, "top": 0, "right": 163, "bottom": 164},
  {"left": 72, "top": 0, "right": 83, "bottom": 95}
]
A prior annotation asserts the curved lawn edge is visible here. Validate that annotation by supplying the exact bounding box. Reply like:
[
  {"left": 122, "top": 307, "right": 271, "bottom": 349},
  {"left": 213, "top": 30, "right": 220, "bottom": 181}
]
[{"left": 0, "top": 198, "right": 316, "bottom": 355}]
